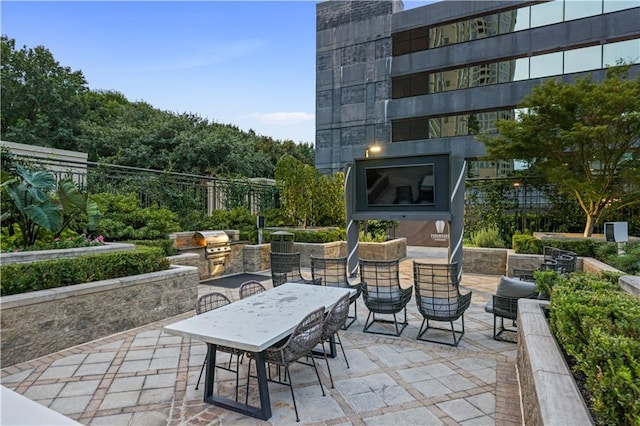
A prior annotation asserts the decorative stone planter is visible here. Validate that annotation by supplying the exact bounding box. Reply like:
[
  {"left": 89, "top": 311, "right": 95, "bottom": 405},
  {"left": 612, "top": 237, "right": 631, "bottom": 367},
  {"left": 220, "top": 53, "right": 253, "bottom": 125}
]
[
  {"left": 463, "top": 247, "right": 507, "bottom": 275},
  {"left": 517, "top": 299, "right": 594, "bottom": 425},
  {"left": 236, "top": 239, "right": 408, "bottom": 272},
  {"left": 0, "top": 242, "right": 136, "bottom": 265},
  {"left": 0, "top": 264, "right": 199, "bottom": 367},
  {"left": 358, "top": 238, "right": 407, "bottom": 261}
]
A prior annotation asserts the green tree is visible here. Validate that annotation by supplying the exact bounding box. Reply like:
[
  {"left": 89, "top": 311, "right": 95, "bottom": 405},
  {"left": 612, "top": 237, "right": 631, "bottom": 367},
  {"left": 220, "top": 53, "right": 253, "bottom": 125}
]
[
  {"left": 481, "top": 65, "right": 640, "bottom": 237},
  {"left": 275, "top": 155, "right": 315, "bottom": 228},
  {"left": 275, "top": 156, "right": 346, "bottom": 228},
  {"left": 311, "top": 171, "right": 345, "bottom": 227},
  {"left": 1, "top": 36, "right": 88, "bottom": 150}
]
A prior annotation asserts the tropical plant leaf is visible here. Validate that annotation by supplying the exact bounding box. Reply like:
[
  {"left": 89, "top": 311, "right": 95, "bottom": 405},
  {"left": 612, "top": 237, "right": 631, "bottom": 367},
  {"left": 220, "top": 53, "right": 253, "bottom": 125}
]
[
  {"left": 23, "top": 202, "right": 61, "bottom": 232},
  {"left": 16, "top": 164, "right": 56, "bottom": 192},
  {"left": 57, "top": 178, "right": 85, "bottom": 211}
]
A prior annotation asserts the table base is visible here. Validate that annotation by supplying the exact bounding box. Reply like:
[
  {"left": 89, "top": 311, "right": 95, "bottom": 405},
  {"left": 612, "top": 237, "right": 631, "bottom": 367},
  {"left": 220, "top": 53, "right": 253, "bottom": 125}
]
[{"left": 204, "top": 344, "right": 272, "bottom": 420}]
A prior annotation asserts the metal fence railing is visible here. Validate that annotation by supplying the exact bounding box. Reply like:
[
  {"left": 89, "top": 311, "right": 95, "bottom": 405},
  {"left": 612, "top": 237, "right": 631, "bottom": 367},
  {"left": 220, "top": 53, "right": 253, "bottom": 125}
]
[
  {"left": 4, "top": 153, "right": 637, "bottom": 236},
  {"left": 4, "top": 155, "right": 278, "bottom": 216}
]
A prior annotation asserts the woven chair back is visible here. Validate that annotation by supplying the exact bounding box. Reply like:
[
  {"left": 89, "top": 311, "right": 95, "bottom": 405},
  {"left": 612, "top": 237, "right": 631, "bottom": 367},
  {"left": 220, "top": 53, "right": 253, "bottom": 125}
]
[
  {"left": 196, "top": 292, "right": 231, "bottom": 315},
  {"left": 311, "top": 256, "right": 349, "bottom": 288},
  {"left": 282, "top": 306, "right": 325, "bottom": 363},
  {"left": 321, "top": 293, "right": 350, "bottom": 341},
  {"left": 239, "top": 280, "right": 267, "bottom": 299}
]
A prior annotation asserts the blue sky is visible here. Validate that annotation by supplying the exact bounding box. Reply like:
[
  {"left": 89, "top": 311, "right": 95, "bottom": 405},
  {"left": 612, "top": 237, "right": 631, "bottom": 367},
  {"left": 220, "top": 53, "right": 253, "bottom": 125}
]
[{"left": 2, "top": 1, "right": 433, "bottom": 145}]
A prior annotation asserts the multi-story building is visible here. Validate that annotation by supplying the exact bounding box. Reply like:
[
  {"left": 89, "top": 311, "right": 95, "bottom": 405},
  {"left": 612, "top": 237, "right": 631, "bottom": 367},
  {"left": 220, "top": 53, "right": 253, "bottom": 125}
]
[{"left": 315, "top": 0, "right": 640, "bottom": 174}]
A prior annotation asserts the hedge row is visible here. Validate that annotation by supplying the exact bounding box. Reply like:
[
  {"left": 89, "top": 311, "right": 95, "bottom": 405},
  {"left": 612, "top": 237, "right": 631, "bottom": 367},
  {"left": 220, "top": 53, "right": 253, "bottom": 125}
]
[
  {"left": 262, "top": 229, "right": 346, "bottom": 244},
  {"left": 512, "top": 234, "right": 599, "bottom": 257},
  {"left": 0, "top": 246, "right": 170, "bottom": 296},
  {"left": 549, "top": 273, "right": 640, "bottom": 425}
]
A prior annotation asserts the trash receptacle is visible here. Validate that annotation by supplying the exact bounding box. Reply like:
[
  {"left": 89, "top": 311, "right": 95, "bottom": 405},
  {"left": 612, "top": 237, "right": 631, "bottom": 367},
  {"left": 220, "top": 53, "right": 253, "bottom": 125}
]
[{"left": 270, "top": 231, "right": 294, "bottom": 253}]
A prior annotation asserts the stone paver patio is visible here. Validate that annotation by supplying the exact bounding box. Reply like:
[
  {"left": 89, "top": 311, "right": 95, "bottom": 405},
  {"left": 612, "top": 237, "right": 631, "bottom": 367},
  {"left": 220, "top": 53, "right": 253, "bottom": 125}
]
[{"left": 1, "top": 248, "right": 522, "bottom": 425}]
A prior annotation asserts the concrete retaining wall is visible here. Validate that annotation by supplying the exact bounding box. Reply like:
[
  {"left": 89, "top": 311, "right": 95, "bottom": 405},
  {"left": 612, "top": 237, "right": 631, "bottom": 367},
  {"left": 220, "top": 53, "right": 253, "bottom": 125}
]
[
  {"left": 0, "top": 265, "right": 199, "bottom": 367},
  {"left": 620, "top": 275, "right": 640, "bottom": 297},
  {"left": 462, "top": 247, "right": 507, "bottom": 275},
  {"left": 0, "top": 242, "right": 136, "bottom": 265},
  {"left": 356, "top": 238, "right": 407, "bottom": 262},
  {"left": 295, "top": 242, "right": 345, "bottom": 267},
  {"left": 517, "top": 299, "right": 594, "bottom": 426}
]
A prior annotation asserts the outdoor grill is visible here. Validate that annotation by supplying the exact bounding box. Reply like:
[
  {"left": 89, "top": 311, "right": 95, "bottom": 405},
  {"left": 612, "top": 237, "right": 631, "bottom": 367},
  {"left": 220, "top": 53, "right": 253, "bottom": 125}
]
[
  {"left": 192, "top": 231, "right": 231, "bottom": 276},
  {"left": 193, "top": 230, "right": 231, "bottom": 259},
  {"left": 172, "top": 230, "right": 232, "bottom": 279}
]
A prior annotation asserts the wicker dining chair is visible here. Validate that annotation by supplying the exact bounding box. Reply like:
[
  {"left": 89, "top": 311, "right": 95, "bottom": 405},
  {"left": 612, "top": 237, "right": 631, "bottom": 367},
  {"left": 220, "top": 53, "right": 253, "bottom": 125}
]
[
  {"left": 310, "top": 256, "right": 361, "bottom": 329},
  {"left": 270, "top": 251, "right": 321, "bottom": 287},
  {"left": 413, "top": 261, "right": 472, "bottom": 347},
  {"left": 484, "top": 275, "right": 537, "bottom": 342},
  {"left": 319, "top": 293, "right": 351, "bottom": 388},
  {"left": 359, "top": 258, "right": 412, "bottom": 337},
  {"left": 245, "top": 307, "right": 326, "bottom": 422},
  {"left": 239, "top": 280, "right": 267, "bottom": 299},
  {"left": 195, "top": 292, "right": 245, "bottom": 400}
]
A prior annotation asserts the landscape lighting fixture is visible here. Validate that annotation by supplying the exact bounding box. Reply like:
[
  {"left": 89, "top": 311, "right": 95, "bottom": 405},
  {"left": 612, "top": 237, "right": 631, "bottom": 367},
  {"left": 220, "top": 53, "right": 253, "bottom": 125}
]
[{"left": 365, "top": 144, "right": 382, "bottom": 158}]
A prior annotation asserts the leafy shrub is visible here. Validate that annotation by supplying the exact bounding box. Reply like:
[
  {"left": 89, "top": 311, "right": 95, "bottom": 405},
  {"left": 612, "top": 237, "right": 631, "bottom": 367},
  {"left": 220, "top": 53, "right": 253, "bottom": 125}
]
[
  {"left": 92, "top": 192, "right": 180, "bottom": 241},
  {"left": 512, "top": 236, "right": 599, "bottom": 257},
  {"left": 126, "top": 239, "right": 178, "bottom": 256},
  {"left": 595, "top": 242, "right": 640, "bottom": 275},
  {"left": 469, "top": 225, "right": 505, "bottom": 248},
  {"left": 0, "top": 246, "right": 169, "bottom": 296},
  {"left": 359, "top": 230, "right": 387, "bottom": 242},
  {"left": 199, "top": 208, "right": 256, "bottom": 231},
  {"left": 262, "top": 228, "right": 345, "bottom": 244},
  {"left": 549, "top": 273, "right": 640, "bottom": 425},
  {"left": 533, "top": 270, "right": 560, "bottom": 296},
  {"left": 512, "top": 234, "right": 542, "bottom": 253}
]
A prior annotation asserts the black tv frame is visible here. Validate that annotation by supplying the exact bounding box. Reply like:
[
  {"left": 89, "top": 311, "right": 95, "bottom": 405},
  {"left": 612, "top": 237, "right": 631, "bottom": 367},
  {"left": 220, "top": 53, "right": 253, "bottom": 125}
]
[{"left": 350, "top": 153, "right": 452, "bottom": 221}]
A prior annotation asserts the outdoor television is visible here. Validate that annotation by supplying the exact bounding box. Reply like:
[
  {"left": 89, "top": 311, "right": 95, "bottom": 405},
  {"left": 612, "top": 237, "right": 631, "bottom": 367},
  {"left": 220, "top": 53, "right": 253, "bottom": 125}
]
[{"left": 351, "top": 154, "right": 451, "bottom": 221}]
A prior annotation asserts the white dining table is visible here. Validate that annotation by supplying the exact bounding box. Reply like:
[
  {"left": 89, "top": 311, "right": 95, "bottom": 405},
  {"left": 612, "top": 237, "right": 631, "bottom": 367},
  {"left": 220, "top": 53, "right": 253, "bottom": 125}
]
[{"left": 163, "top": 282, "right": 352, "bottom": 420}]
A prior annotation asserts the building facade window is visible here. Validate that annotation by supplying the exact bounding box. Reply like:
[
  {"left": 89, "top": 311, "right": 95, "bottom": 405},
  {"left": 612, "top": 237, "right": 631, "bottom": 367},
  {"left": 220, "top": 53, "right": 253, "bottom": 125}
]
[
  {"left": 391, "top": 109, "right": 517, "bottom": 142},
  {"left": 392, "top": 39, "right": 640, "bottom": 99},
  {"left": 392, "top": 0, "right": 639, "bottom": 56}
]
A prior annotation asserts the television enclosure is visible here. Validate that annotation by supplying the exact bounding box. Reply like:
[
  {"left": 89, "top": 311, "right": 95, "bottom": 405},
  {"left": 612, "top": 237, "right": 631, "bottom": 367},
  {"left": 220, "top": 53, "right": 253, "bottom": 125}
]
[{"left": 351, "top": 154, "right": 451, "bottom": 221}]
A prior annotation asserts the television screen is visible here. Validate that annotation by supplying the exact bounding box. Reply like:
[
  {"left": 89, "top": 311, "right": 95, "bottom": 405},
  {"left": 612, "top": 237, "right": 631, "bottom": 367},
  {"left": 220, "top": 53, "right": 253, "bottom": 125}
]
[
  {"left": 366, "top": 163, "right": 435, "bottom": 206},
  {"left": 351, "top": 153, "right": 451, "bottom": 220}
]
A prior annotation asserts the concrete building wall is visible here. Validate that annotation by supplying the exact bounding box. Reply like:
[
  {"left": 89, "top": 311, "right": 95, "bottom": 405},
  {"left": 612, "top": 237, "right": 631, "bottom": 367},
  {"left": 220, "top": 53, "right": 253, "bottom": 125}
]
[
  {"left": 316, "top": 1, "right": 640, "bottom": 173},
  {"left": 316, "top": 0, "right": 403, "bottom": 174}
]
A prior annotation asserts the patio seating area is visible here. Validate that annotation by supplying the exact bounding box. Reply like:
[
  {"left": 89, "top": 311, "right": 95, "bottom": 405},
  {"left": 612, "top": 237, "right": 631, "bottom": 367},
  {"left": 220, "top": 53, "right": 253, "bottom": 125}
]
[{"left": 0, "top": 247, "right": 523, "bottom": 425}]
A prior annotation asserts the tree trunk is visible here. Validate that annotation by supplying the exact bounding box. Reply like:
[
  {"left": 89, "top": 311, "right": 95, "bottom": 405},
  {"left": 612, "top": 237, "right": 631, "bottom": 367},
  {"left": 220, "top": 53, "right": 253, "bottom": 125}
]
[{"left": 583, "top": 214, "right": 595, "bottom": 237}]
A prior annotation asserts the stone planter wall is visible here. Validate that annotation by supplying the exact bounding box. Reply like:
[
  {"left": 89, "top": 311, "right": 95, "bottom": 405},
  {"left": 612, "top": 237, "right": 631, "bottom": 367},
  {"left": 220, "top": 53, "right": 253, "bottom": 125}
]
[
  {"left": 0, "top": 265, "right": 199, "bottom": 367},
  {"left": 295, "top": 242, "right": 345, "bottom": 267},
  {"left": 462, "top": 247, "right": 507, "bottom": 275},
  {"left": 619, "top": 275, "right": 640, "bottom": 297},
  {"left": 0, "top": 242, "right": 136, "bottom": 265},
  {"left": 517, "top": 299, "right": 594, "bottom": 426},
  {"left": 357, "top": 238, "right": 407, "bottom": 261},
  {"left": 242, "top": 244, "right": 271, "bottom": 272}
]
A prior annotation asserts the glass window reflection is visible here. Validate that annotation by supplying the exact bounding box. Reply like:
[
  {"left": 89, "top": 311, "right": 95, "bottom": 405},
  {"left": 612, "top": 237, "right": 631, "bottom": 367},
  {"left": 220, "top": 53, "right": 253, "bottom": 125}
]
[
  {"left": 530, "top": 52, "right": 563, "bottom": 78},
  {"left": 565, "top": 1, "right": 603, "bottom": 20},
  {"left": 530, "top": 0, "right": 564, "bottom": 28},
  {"left": 603, "top": 0, "right": 640, "bottom": 13},
  {"left": 564, "top": 45, "right": 602, "bottom": 73},
  {"left": 603, "top": 39, "right": 640, "bottom": 66}
]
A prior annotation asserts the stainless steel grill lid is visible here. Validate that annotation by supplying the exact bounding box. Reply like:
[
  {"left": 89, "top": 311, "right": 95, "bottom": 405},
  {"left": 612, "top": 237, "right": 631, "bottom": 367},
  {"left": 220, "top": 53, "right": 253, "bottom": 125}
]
[{"left": 192, "top": 231, "right": 231, "bottom": 258}]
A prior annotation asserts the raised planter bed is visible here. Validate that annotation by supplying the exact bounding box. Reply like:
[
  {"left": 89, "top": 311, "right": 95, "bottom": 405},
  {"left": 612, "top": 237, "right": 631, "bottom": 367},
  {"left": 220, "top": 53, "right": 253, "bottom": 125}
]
[
  {"left": 0, "top": 242, "right": 136, "bottom": 265},
  {"left": 0, "top": 264, "right": 199, "bottom": 367},
  {"left": 517, "top": 298, "right": 594, "bottom": 425}
]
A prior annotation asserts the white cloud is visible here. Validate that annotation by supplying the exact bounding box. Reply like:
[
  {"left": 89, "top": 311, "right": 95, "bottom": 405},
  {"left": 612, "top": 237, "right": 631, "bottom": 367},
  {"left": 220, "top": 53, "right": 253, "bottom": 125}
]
[{"left": 246, "top": 111, "right": 314, "bottom": 125}]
